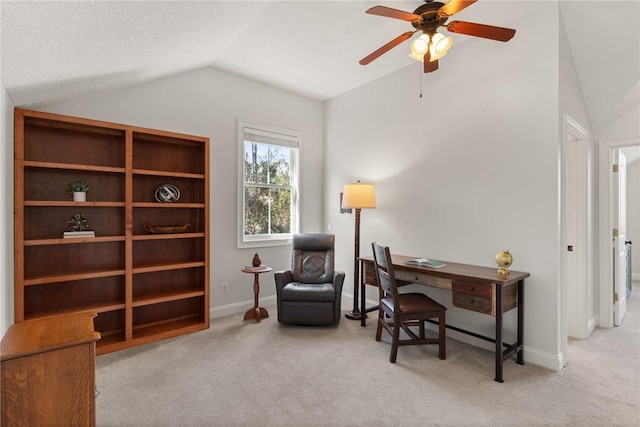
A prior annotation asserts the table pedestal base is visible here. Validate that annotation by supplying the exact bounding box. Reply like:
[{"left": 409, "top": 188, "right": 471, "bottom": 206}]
[
  {"left": 241, "top": 265, "right": 272, "bottom": 324},
  {"left": 244, "top": 307, "right": 269, "bottom": 323}
]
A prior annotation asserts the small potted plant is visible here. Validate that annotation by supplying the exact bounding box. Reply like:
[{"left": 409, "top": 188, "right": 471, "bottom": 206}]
[{"left": 67, "top": 181, "right": 89, "bottom": 202}]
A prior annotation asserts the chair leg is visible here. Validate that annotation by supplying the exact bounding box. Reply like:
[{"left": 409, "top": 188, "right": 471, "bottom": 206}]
[
  {"left": 375, "top": 308, "right": 384, "bottom": 342},
  {"left": 419, "top": 319, "right": 425, "bottom": 339},
  {"left": 438, "top": 313, "right": 446, "bottom": 360},
  {"left": 390, "top": 320, "right": 401, "bottom": 363}
]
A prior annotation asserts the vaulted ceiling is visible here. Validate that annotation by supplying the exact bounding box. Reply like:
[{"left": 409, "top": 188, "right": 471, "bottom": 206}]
[{"left": 1, "top": 1, "right": 638, "bottom": 136}]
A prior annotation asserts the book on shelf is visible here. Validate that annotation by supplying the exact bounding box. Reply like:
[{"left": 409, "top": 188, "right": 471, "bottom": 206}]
[
  {"left": 63, "top": 231, "right": 95, "bottom": 238},
  {"left": 404, "top": 258, "right": 447, "bottom": 269}
]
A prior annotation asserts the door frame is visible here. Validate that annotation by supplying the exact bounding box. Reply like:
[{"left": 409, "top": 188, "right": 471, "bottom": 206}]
[
  {"left": 598, "top": 137, "right": 639, "bottom": 328},
  {"left": 562, "top": 115, "right": 591, "bottom": 342},
  {"left": 613, "top": 150, "right": 628, "bottom": 325}
]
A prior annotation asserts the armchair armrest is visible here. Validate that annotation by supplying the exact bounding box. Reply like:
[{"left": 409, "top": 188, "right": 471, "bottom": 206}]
[
  {"left": 274, "top": 270, "right": 293, "bottom": 294},
  {"left": 333, "top": 270, "right": 345, "bottom": 295}
]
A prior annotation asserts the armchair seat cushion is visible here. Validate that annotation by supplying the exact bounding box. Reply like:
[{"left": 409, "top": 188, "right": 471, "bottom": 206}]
[{"left": 281, "top": 282, "right": 336, "bottom": 302}]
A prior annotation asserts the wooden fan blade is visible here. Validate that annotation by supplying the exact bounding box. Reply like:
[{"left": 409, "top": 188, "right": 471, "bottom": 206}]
[
  {"left": 447, "top": 21, "right": 516, "bottom": 42},
  {"left": 359, "top": 31, "right": 417, "bottom": 65},
  {"left": 366, "top": 5, "right": 419, "bottom": 22},
  {"left": 423, "top": 48, "right": 438, "bottom": 73},
  {"left": 439, "top": 0, "right": 477, "bottom": 17}
]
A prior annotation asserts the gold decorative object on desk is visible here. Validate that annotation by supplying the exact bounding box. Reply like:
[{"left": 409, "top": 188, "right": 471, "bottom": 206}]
[{"left": 495, "top": 250, "right": 513, "bottom": 276}]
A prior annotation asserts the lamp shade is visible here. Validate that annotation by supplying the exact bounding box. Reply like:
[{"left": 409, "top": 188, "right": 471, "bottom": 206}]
[{"left": 342, "top": 182, "right": 376, "bottom": 209}]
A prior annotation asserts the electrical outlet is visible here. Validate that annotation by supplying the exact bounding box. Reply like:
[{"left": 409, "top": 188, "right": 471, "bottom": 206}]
[{"left": 220, "top": 282, "right": 229, "bottom": 294}]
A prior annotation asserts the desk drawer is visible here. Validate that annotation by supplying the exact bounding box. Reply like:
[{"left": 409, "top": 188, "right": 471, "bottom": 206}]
[
  {"left": 452, "top": 281, "right": 493, "bottom": 315},
  {"left": 452, "top": 281, "right": 492, "bottom": 298}
]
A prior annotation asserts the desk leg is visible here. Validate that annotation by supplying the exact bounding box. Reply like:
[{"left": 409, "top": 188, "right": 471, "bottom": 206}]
[
  {"left": 359, "top": 261, "right": 380, "bottom": 327},
  {"left": 516, "top": 279, "right": 525, "bottom": 365},
  {"left": 494, "top": 284, "right": 504, "bottom": 383}
]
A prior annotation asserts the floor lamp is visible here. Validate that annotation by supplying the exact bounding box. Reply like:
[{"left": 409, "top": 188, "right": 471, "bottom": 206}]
[{"left": 342, "top": 181, "right": 376, "bottom": 320}]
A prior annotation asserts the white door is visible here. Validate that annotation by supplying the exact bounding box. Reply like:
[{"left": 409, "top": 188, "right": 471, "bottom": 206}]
[
  {"left": 565, "top": 133, "right": 589, "bottom": 338},
  {"left": 613, "top": 150, "right": 627, "bottom": 326}
]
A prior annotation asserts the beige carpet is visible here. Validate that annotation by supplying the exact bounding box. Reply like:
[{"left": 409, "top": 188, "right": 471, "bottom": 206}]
[{"left": 96, "top": 285, "right": 639, "bottom": 426}]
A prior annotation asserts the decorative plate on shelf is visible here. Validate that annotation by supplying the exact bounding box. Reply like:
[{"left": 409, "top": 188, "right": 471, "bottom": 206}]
[
  {"left": 155, "top": 184, "right": 180, "bottom": 203},
  {"left": 143, "top": 223, "right": 191, "bottom": 234}
]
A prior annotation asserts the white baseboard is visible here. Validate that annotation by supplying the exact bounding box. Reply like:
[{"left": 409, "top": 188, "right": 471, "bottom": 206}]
[
  {"left": 527, "top": 346, "right": 565, "bottom": 372},
  {"left": 632, "top": 273, "right": 640, "bottom": 282},
  {"left": 587, "top": 316, "right": 597, "bottom": 337},
  {"left": 210, "top": 295, "right": 277, "bottom": 319}
]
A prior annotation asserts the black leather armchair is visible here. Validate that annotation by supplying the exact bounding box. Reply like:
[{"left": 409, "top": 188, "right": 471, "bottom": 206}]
[{"left": 274, "top": 234, "right": 345, "bottom": 325}]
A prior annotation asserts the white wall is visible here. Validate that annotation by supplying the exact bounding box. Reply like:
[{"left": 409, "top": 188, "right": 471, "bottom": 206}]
[
  {"left": 598, "top": 105, "right": 640, "bottom": 142},
  {"left": 324, "top": 4, "right": 562, "bottom": 370},
  {"left": 39, "top": 67, "right": 324, "bottom": 317},
  {"left": 558, "top": 9, "right": 597, "bottom": 339},
  {"left": 1, "top": 79, "right": 15, "bottom": 336}
]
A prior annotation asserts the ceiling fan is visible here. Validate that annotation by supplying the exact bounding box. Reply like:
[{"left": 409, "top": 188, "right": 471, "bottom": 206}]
[{"left": 359, "top": 0, "right": 516, "bottom": 73}]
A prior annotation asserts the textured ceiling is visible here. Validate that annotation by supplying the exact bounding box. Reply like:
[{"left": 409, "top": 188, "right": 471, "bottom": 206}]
[{"left": 1, "top": 1, "right": 639, "bottom": 138}]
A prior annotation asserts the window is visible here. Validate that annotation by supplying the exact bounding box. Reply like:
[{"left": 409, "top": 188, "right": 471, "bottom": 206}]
[{"left": 238, "top": 120, "right": 300, "bottom": 248}]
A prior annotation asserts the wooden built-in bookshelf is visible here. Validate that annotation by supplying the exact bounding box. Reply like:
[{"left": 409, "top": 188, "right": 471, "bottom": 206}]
[{"left": 14, "top": 108, "right": 210, "bottom": 354}]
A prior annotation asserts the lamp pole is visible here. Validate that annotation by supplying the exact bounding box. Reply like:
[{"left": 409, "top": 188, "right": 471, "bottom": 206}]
[
  {"left": 341, "top": 181, "right": 376, "bottom": 321},
  {"left": 345, "top": 207, "right": 363, "bottom": 320}
]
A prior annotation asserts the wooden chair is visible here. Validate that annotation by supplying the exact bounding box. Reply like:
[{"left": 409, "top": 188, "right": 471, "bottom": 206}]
[{"left": 371, "top": 242, "right": 447, "bottom": 362}]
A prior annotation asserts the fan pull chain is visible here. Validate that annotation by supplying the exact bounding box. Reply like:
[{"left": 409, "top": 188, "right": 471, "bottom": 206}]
[{"left": 419, "top": 63, "right": 423, "bottom": 98}]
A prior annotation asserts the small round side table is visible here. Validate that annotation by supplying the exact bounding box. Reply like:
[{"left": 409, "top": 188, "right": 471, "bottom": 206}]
[{"left": 241, "top": 265, "right": 272, "bottom": 323}]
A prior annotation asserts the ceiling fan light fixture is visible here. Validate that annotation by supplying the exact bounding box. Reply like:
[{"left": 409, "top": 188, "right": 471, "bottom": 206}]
[
  {"left": 431, "top": 32, "right": 453, "bottom": 60},
  {"left": 409, "top": 34, "right": 430, "bottom": 60},
  {"left": 408, "top": 32, "right": 453, "bottom": 62},
  {"left": 360, "top": 2, "right": 516, "bottom": 72}
]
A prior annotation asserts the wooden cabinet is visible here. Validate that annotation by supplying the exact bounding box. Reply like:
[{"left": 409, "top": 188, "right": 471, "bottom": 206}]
[
  {"left": 1, "top": 312, "right": 100, "bottom": 426},
  {"left": 14, "top": 108, "right": 210, "bottom": 354}
]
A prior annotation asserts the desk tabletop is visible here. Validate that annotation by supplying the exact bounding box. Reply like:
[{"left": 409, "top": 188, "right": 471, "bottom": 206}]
[{"left": 360, "top": 254, "right": 529, "bottom": 286}]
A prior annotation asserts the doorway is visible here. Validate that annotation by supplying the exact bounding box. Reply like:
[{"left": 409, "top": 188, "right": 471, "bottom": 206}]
[{"left": 598, "top": 138, "right": 640, "bottom": 329}]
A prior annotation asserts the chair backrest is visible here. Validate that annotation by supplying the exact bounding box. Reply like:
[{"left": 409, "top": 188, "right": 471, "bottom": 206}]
[
  {"left": 371, "top": 242, "right": 399, "bottom": 300},
  {"left": 291, "top": 234, "right": 335, "bottom": 283}
]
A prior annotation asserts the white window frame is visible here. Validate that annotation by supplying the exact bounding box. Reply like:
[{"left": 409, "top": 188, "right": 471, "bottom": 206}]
[{"left": 237, "top": 119, "right": 300, "bottom": 249}]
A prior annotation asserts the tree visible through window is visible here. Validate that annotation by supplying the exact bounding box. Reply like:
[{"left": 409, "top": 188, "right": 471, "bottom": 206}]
[{"left": 238, "top": 121, "right": 299, "bottom": 247}]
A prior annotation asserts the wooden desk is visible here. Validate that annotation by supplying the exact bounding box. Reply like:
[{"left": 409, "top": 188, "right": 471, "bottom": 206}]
[{"left": 359, "top": 255, "right": 529, "bottom": 383}]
